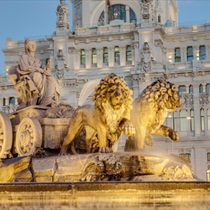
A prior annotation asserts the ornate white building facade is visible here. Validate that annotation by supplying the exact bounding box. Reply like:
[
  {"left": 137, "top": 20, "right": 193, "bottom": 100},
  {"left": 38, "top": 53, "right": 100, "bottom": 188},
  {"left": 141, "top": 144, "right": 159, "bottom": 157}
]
[{"left": 1, "top": 0, "right": 210, "bottom": 181}]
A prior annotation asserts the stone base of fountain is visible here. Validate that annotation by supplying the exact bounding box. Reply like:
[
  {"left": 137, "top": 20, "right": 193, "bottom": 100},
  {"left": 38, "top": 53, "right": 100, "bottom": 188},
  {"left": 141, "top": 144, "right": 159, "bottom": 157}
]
[{"left": 0, "top": 151, "right": 196, "bottom": 183}]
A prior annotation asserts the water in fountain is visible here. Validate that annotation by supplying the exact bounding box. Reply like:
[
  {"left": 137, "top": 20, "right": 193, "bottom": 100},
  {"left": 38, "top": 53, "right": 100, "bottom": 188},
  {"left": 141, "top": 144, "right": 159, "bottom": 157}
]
[{"left": 78, "top": 79, "right": 101, "bottom": 107}]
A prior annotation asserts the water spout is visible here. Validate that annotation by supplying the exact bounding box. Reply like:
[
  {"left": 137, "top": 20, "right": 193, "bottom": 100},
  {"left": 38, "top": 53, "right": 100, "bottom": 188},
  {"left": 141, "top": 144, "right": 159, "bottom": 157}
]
[{"left": 78, "top": 79, "right": 101, "bottom": 107}]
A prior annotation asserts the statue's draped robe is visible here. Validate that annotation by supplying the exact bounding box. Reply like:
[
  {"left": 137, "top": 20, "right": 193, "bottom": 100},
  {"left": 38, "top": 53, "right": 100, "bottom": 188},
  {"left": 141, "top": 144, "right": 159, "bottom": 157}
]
[{"left": 17, "top": 54, "right": 60, "bottom": 106}]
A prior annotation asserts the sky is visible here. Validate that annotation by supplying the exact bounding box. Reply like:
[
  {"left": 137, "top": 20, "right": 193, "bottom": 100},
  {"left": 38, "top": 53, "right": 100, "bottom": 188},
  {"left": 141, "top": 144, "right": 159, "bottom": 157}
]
[{"left": 0, "top": 0, "right": 210, "bottom": 75}]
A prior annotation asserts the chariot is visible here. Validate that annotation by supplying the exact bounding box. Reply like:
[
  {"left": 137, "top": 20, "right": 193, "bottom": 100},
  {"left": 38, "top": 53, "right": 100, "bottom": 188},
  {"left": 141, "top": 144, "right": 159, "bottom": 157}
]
[{"left": 0, "top": 106, "right": 71, "bottom": 159}]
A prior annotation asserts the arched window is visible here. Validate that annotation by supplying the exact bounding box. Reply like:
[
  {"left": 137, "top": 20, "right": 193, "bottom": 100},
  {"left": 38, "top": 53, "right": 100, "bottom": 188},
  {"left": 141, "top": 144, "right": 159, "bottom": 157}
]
[
  {"left": 206, "top": 84, "right": 210, "bottom": 93},
  {"left": 92, "top": 48, "right": 97, "bottom": 64},
  {"left": 130, "top": 8, "right": 137, "bottom": 23},
  {"left": 179, "top": 153, "right": 191, "bottom": 162},
  {"left": 180, "top": 110, "right": 188, "bottom": 132},
  {"left": 175, "top": 48, "right": 181, "bottom": 62},
  {"left": 103, "top": 47, "right": 108, "bottom": 63},
  {"left": 199, "top": 84, "right": 203, "bottom": 93},
  {"left": 187, "top": 46, "right": 193, "bottom": 62},
  {"left": 189, "top": 85, "right": 193, "bottom": 94},
  {"left": 81, "top": 49, "right": 85, "bottom": 65},
  {"left": 98, "top": 5, "right": 136, "bottom": 26},
  {"left": 126, "top": 45, "right": 132, "bottom": 62},
  {"left": 173, "top": 111, "right": 177, "bottom": 132},
  {"left": 207, "top": 109, "right": 210, "bottom": 130},
  {"left": 201, "top": 108, "right": 205, "bottom": 131},
  {"left": 199, "top": 45, "right": 206, "bottom": 61},
  {"left": 9, "top": 97, "right": 15, "bottom": 105},
  {"left": 3, "top": 98, "right": 5, "bottom": 106},
  {"left": 158, "top": 15, "right": 161, "bottom": 23},
  {"left": 179, "top": 86, "right": 186, "bottom": 94},
  {"left": 190, "top": 109, "right": 194, "bottom": 131},
  {"left": 115, "top": 46, "right": 120, "bottom": 63}
]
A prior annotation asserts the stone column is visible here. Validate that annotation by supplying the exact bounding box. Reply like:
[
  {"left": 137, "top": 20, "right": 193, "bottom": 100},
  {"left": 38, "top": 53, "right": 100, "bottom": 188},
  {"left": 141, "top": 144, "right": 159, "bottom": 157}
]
[
  {"left": 97, "top": 49, "right": 103, "bottom": 68},
  {"left": 193, "top": 46, "right": 199, "bottom": 60},
  {"left": 15, "top": 97, "right": 18, "bottom": 105},
  {"left": 131, "top": 47, "right": 135, "bottom": 65},
  {"left": 68, "top": 48, "right": 76, "bottom": 70},
  {"left": 204, "top": 108, "right": 208, "bottom": 135},
  {"left": 75, "top": 50, "right": 80, "bottom": 70},
  {"left": 193, "top": 148, "right": 207, "bottom": 181},
  {"left": 0, "top": 98, "right": 3, "bottom": 111},
  {"left": 167, "top": 51, "right": 175, "bottom": 63},
  {"left": 85, "top": 49, "right": 91, "bottom": 69},
  {"left": 176, "top": 109, "right": 180, "bottom": 133},
  {"left": 206, "top": 45, "right": 210, "bottom": 59},
  {"left": 180, "top": 47, "right": 187, "bottom": 62},
  {"left": 119, "top": 46, "right": 126, "bottom": 66},
  {"left": 193, "top": 84, "right": 201, "bottom": 136},
  {"left": 133, "top": 42, "right": 139, "bottom": 69},
  {"left": 5, "top": 98, "right": 9, "bottom": 106},
  {"left": 126, "top": 6, "right": 130, "bottom": 23},
  {"left": 132, "top": 77, "right": 139, "bottom": 99},
  {"left": 108, "top": 47, "right": 114, "bottom": 67},
  {"left": 186, "top": 85, "right": 189, "bottom": 94},
  {"left": 187, "top": 110, "right": 191, "bottom": 135},
  {"left": 203, "top": 84, "right": 206, "bottom": 93},
  {"left": 68, "top": 82, "right": 77, "bottom": 108}
]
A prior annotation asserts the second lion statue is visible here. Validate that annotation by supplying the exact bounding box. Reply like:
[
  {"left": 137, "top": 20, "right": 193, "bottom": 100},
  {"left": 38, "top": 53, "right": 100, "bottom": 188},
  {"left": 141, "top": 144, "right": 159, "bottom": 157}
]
[
  {"left": 125, "top": 80, "right": 182, "bottom": 151},
  {"left": 60, "top": 73, "right": 135, "bottom": 154}
]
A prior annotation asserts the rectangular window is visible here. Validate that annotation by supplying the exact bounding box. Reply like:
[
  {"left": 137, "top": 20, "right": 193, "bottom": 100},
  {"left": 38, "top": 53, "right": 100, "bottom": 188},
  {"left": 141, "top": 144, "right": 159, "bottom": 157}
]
[
  {"left": 103, "top": 47, "right": 108, "bottom": 63},
  {"left": 207, "top": 84, "right": 210, "bottom": 93},
  {"left": 115, "top": 46, "right": 120, "bottom": 63},
  {"left": 179, "top": 153, "right": 191, "bottom": 162},
  {"left": 175, "top": 48, "right": 181, "bottom": 62},
  {"left": 180, "top": 110, "right": 188, "bottom": 132},
  {"left": 187, "top": 47, "right": 193, "bottom": 61},
  {"left": 201, "top": 109, "right": 205, "bottom": 131},
  {"left": 126, "top": 45, "right": 132, "bottom": 62},
  {"left": 199, "top": 45, "right": 206, "bottom": 61},
  {"left": 81, "top": 49, "right": 85, "bottom": 65},
  {"left": 179, "top": 86, "right": 186, "bottom": 94},
  {"left": 92, "top": 48, "right": 97, "bottom": 64}
]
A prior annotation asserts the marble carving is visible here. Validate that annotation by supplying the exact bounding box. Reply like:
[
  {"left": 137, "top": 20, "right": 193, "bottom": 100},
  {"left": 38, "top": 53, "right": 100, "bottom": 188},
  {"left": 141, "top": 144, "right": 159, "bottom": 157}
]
[{"left": 8, "top": 38, "right": 60, "bottom": 111}]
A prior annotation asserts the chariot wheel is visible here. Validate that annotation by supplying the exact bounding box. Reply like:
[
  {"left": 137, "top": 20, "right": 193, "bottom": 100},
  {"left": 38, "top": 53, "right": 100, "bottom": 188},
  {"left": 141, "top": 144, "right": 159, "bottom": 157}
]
[
  {"left": 0, "top": 112, "right": 13, "bottom": 159},
  {"left": 16, "top": 117, "right": 42, "bottom": 157}
]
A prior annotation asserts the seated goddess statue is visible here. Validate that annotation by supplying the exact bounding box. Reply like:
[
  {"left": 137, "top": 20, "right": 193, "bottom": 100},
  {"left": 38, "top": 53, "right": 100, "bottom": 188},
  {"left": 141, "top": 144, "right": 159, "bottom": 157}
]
[{"left": 8, "top": 38, "right": 60, "bottom": 110}]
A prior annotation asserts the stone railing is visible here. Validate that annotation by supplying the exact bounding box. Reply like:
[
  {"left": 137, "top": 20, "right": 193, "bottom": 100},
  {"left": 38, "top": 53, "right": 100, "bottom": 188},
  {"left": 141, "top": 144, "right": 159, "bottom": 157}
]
[
  {"left": 180, "top": 93, "right": 194, "bottom": 108},
  {"left": 2, "top": 104, "right": 18, "bottom": 114},
  {"left": 74, "top": 22, "right": 136, "bottom": 36},
  {"left": 164, "top": 23, "right": 210, "bottom": 35}
]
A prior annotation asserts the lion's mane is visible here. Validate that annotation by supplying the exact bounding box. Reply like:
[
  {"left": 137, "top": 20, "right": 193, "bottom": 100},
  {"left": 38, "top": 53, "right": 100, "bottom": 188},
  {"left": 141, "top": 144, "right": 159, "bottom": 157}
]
[
  {"left": 92, "top": 73, "right": 133, "bottom": 112},
  {"left": 140, "top": 80, "right": 181, "bottom": 111}
]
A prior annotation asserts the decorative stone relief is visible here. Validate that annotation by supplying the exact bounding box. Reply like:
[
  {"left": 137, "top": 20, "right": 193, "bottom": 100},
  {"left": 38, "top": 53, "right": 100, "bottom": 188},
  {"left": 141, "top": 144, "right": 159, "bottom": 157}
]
[
  {"left": 200, "top": 93, "right": 209, "bottom": 105},
  {"left": 180, "top": 94, "right": 194, "bottom": 107},
  {"left": 140, "top": 0, "right": 153, "bottom": 19},
  {"left": 53, "top": 49, "right": 69, "bottom": 79},
  {"left": 139, "top": 42, "right": 155, "bottom": 73}
]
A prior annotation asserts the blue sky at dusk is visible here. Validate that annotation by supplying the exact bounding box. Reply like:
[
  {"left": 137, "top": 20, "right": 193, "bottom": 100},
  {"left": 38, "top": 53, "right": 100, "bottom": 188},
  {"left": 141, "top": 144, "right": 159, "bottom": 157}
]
[{"left": 0, "top": 0, "right": 210, "bottom": 75}]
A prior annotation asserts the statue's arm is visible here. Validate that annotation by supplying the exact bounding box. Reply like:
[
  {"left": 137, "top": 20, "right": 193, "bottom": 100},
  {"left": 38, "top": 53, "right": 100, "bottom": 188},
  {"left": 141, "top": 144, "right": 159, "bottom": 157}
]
[{"left": 153, "top": 125, "right": 179, "bottom": 141}]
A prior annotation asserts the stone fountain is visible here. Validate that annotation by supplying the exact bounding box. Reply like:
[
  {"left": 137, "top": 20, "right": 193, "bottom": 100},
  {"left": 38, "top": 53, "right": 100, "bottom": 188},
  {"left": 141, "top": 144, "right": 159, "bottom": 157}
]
[{"left": 0, "top": 38, "right": 206, "bottom": 209}]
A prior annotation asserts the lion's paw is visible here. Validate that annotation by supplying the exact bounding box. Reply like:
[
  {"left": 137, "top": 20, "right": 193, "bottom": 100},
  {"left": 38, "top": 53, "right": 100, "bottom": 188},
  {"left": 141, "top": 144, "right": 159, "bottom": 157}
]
[
  {"left": 123, "top": 121, "right": 135, "bottom": 136},
  {"left": 169, "top": 129, "right": 179, "bottom": 142},
  {"left": 99, "top": 147, "right": 113, "bottom": 153}
]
